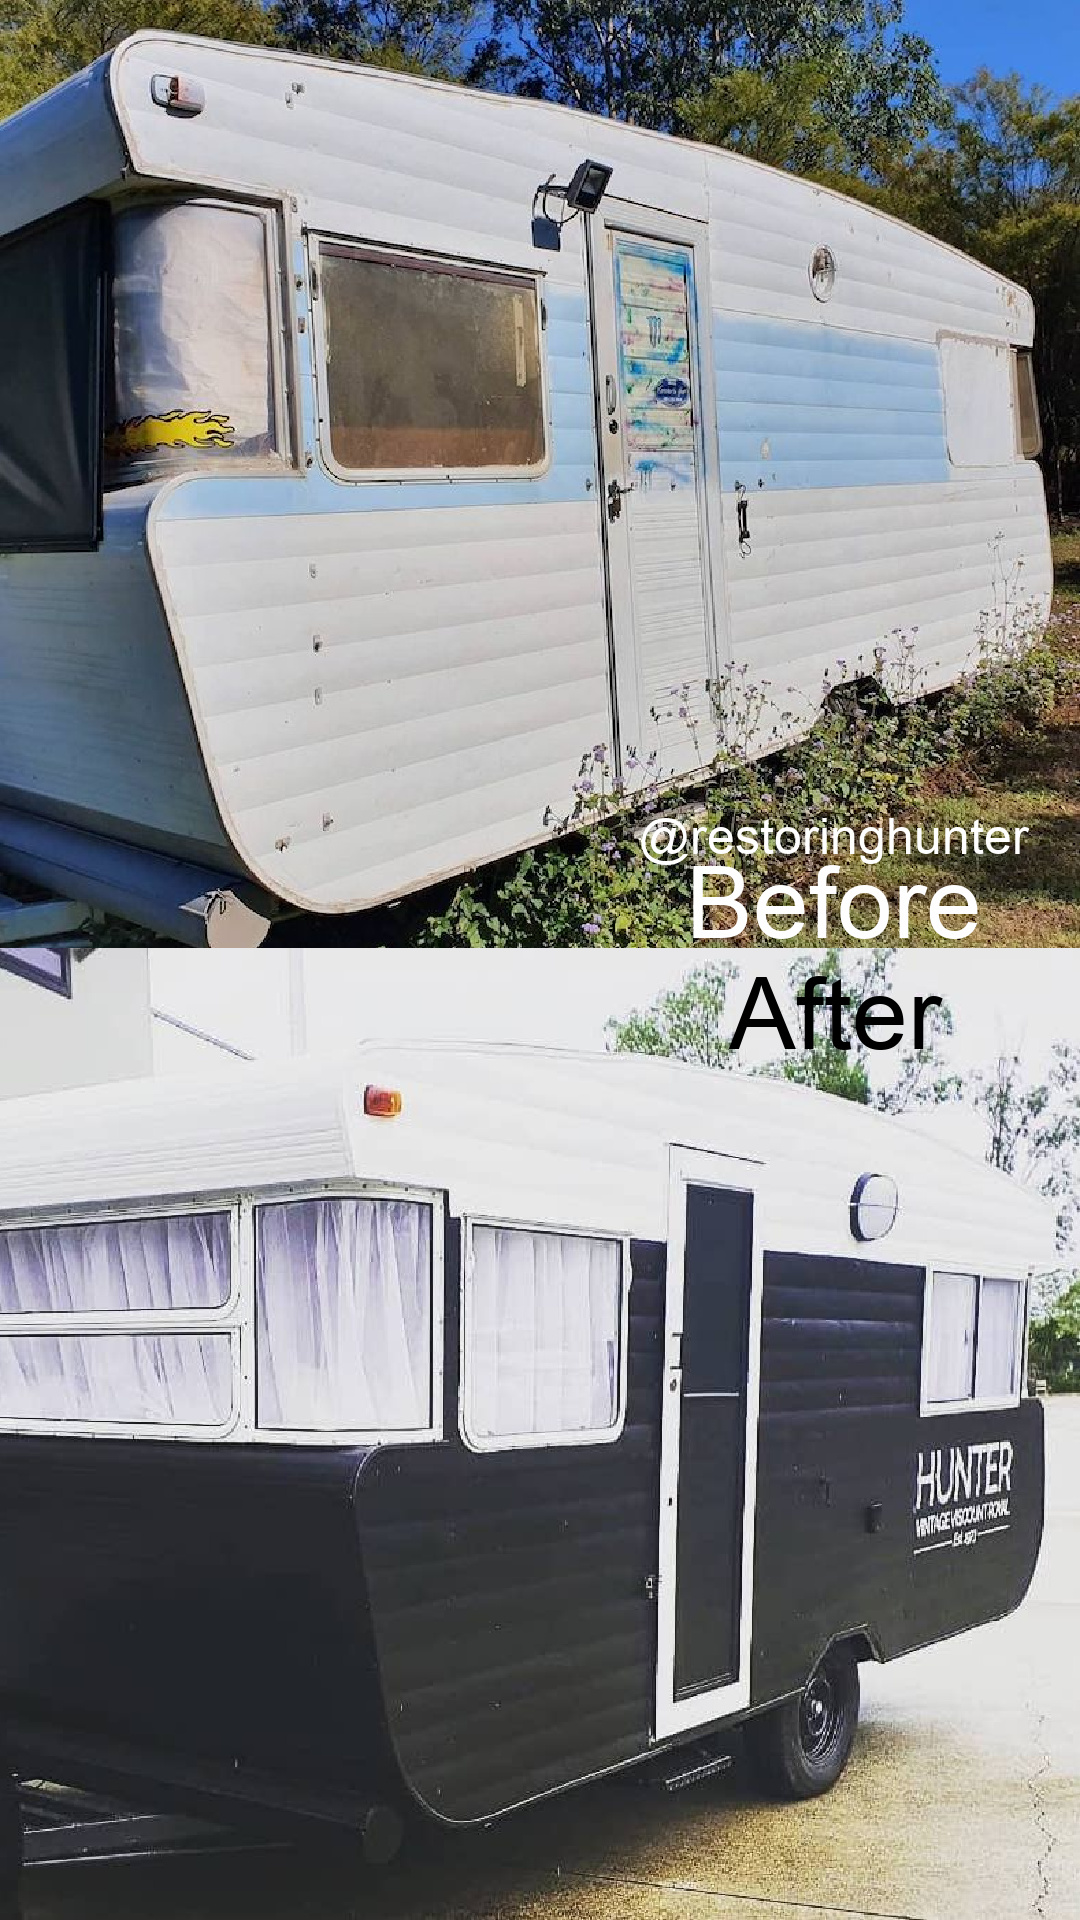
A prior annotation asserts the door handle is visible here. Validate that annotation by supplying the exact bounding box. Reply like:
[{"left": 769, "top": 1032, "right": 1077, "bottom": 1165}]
[
  {"left": 605, "top": 374, "right": 617, "bottom": 415},
  {"left": 607, "top": 478, "right": 635, "bottom": 521}
]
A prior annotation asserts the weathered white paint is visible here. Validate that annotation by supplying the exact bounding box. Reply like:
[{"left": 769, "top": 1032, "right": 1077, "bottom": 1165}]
[
  {"left": 941, "top": 334, "right": 1018, "bottom": 469},
  {"left": 0, "top": 33, "right": 1054, "bottom": 914}
]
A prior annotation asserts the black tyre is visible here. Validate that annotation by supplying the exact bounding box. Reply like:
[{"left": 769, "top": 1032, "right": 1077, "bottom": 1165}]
[{"left": 745, "top": 1646, "right": 860, "bottom": 1800}]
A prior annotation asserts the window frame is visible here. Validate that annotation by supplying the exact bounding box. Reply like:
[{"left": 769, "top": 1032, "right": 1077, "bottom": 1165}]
[
  {"left": 0, "top": 1193, "right": 242, "bottom": 1327},
  {"left": 0, "top": 1191, "right": 243, "bottom": 1441},
  {"left": 310, "top": 235, "right": 552, "bottom": 486},
  {"left": 920, "top": 1267, "right": 1029, "bottom": 1418},
  {"left": 248, "top": 1180, "right": 445, "bottom": 1448},
  {"left": 0, "top": 948, "right": 71, "bottom": 998},
  {"left": 0, "top": 200, "right": 109, "bottom": 556},
  {"left": 938, "top": 329, "right": 1019, "bottom": 470},
  {"left": 458, "top": 1215, "right": 631, "bottom": 1455},
  {"left": 104, "top": 191, "right": 293, "bottom": 494},
  {"left": 0, "top": 1180, "right": 445, "bottom": 1446},
  {"left": 1012, "top": 347, "right": 1043, "bottom": 460}
]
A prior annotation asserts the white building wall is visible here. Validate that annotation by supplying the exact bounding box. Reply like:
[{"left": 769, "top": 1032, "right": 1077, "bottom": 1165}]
[{"left": 0, "top": 951, "right": 153, "bottom": 1099}]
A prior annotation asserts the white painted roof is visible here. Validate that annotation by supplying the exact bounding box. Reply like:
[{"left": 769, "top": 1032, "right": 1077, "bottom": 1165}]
[{"left": 0, "top": 1043, "right": 1055, "bottom": 1278}]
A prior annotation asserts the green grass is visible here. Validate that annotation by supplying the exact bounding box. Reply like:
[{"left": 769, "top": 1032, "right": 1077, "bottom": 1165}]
[{"left": 1053, "top": 525, "right": 1080, "bottom": 605}]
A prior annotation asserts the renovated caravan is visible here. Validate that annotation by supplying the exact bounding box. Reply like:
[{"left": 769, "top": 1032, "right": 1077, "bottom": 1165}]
[
  {"left": 0, "top": 34, "right": 1053, "bottom": 929},
  {"left": 0, "top": 1045, "right": 1052, "bottom": 1858}
]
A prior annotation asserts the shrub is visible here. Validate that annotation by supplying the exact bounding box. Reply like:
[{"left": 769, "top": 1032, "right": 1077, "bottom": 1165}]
[{"left": 409, "top": 598, "right": 1074, "bottom": 949}]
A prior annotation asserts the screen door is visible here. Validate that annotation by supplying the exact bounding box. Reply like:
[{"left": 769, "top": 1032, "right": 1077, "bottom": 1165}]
[
  {"left": 655, "top": 1147, "right": 762, "bottom": 1738},
  {"left": 589, "top": 209, "right": 720, "bottom": 778}
]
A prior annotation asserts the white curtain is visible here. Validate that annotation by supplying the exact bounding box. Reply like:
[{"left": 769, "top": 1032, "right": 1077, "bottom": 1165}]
[
  {"left": 256, "top": 1198, "right": 432, "bottom": 1431},
  {"left": 927, "top": 1271, "right": 977, "bottom": 1403},
  {"left": 0, "top": 1213, "right": 231, "bottom": 1314},
  {"left": 108, "top": 202, "right": 274, "bottom": 483},
  {"left": 467, "top": 1227, "right": 622, "bottom": 1441},
  {"left": 0, "top": 1331, "right": 233, "bottom": 1426},
  {"left": 975, "top": 1278, "right": 1023, "bottom": 1400}
]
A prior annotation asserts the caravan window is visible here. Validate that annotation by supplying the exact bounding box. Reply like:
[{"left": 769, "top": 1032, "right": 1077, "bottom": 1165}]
[
  {"left": 462, "top": 1225, "right": 625, "bottom": 1449},
  {"left": 0, "top": 202, "right": 107, "bottom": 552},
  {"left": 0, "top": 1331, "right": 233, "bottom": 1427},
  {"left": 940, "top": 334, "right": 1016, "bottom": 467},
  {"left": 974, "top": 1277, "right": 1025, "bottom": 1399},
  {"left": 1014, "top": 350, "right": 1043, "bottom": 459},
  {"left": 0, "top": 947, "right": 71, "bottom": 997},
  {"left": 105, "top": 201, "right": 279, "bottom": 488},
  {"left": 0, "top": 1207, "right": 236, "bottom": 1434},
  {"left": 923, "top": 1270, "right": 1026, "bottom": 1412},
  {"left": 317, "top": 243, "right": 546, "bottom": 475},
  {"left": 925, "top": 1270, "right": 977, "bottom": 1403},
  {"left": 0, "top": 1212, "right": 231, "bottom": 1314},
  {"left": 255, "top": 1196, "right": 436, "bottom": 1435}
]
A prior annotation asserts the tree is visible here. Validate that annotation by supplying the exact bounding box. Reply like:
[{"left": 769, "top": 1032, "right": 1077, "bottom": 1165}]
[
  {"left": 0, "top": 0, "right": 274, "bottom": 118},
  {"left": 0, "top": 0, "right": 492, "bottom": 114},
  {"left": 606, "top": 950, "right": 958, "bottom": 1113},
  {"left": 679, "top": 13, "right": 944, "bottom": 179},
  {"left": 489, "top": 0, "right": 943, "bottom": 145},
  {"left": 964, "top": 1044, "right": 1080, "bottom": 1291},
  {"left": 872, "top": 74, "right": 1080, "bottom": 520},
  {"left": 604, "top": 959, "right": 740, "bottom": 1070},
  {"left": 271, "top": 0, "right": 494, "bottom": 79},
  {"left": 1028, "top": 1278, "right": 1080, "bottom": 1392}
]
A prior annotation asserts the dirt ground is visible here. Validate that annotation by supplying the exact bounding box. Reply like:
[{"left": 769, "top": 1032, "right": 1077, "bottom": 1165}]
[{"left": 18, "top": 1398, "right": 1080, "bottom": 1920}]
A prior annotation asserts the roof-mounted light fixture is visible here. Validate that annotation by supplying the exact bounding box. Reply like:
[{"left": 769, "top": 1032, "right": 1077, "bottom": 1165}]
[
  {"left": 850, "top": 1172, "right": 899, "bottom": 1243},
  {"left": 150, "top": 73, "right": 206, "bottom": 117},
  {"left": 533, "top": 158, "right": 613, "bottom": 251},
  {"left": 363, "top": 1085, "right": 402, "bottom": 1118}
]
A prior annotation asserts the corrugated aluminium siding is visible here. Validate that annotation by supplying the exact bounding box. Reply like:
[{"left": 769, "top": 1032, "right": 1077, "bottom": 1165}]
[
  {"left": 720, "top": 467, "right": 1052, "bottom": 713},
  {"left": 356, "top": 1239, "right": 664, "bottom": 1821},
  {"left": 155, "top": 498, "right": 610, "bottom": 908},
  {"left": 0, "top": 494, "right": 230, "bottom": 864},
  {"left": 760, "top": 1252, "right": 923, "bottom": 1421},
  {"left": 714, "top": 316, "right": 949, "bottom": 492},
  {"left": 111, "top": 36, "right": 1035, "bottom": 350},
  {"left": 151, "top": 277, "right": 611, "bottom": 912}
]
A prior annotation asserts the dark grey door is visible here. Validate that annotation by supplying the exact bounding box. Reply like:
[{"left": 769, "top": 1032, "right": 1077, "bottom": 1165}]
[{"left": 673, "top": 1182, "right": 755, "bottom": 1698}]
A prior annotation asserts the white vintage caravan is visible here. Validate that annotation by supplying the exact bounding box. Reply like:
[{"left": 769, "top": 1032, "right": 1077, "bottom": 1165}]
[
  {"left": 0, "top": 35, "right": 1053, "bottom": 930},
  {"left": 0, "top": 1046, "right": 1054, "bottom": 1868}
]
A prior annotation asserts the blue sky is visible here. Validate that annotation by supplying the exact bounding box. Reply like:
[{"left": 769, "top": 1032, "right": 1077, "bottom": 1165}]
[{"left": 903, "top": 0, "right": 1079, "bottom": 96}]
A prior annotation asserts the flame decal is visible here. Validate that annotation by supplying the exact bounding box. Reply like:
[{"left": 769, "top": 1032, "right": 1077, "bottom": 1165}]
[{"left": 105, "top": 409, "right": 236, "bottom": 458}]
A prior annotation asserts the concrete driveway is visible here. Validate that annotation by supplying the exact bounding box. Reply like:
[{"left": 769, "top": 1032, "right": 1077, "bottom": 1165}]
[{"left": 22, "top": 1400, "right": 1080, "bottom": 1920}]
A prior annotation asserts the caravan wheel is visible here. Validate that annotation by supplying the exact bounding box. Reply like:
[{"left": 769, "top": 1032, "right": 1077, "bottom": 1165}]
[{"left": 746, "top": 1647, "right": 860, "bottom": 1800}]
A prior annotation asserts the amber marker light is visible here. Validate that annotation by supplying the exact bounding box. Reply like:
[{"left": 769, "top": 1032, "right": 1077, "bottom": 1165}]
[{"left": 363, "top": 1085, "right": 402, "bottom": 1118}]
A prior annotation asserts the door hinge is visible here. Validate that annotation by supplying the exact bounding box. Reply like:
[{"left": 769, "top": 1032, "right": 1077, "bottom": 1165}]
[{"left": 643, "top": 1572, "right": 661, "bottom": 1603}]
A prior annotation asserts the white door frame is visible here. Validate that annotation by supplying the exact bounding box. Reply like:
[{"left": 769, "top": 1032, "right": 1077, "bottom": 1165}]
[
  {"left": 585, "top": 202, "right": 729, "bottom": 771},
  {"left": 655, "top": 1145, "right": 765, "bottom": 1740}
]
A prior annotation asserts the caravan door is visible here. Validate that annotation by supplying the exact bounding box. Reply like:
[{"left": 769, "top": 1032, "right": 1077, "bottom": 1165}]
[
  {"left": 588, "top": 207, "right": 722, "bottom": 779},
  {"left": 655, "top": 1147, "right": 763, "bottom": 1739}
]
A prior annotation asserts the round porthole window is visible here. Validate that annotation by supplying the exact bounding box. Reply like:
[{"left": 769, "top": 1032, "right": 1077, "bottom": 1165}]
[
  {"left": 810, "top": 244, "right": 837, "bottom": 302},
  {"left": 850, "top": 1172, "right": 898, "bottom": 1242}
]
